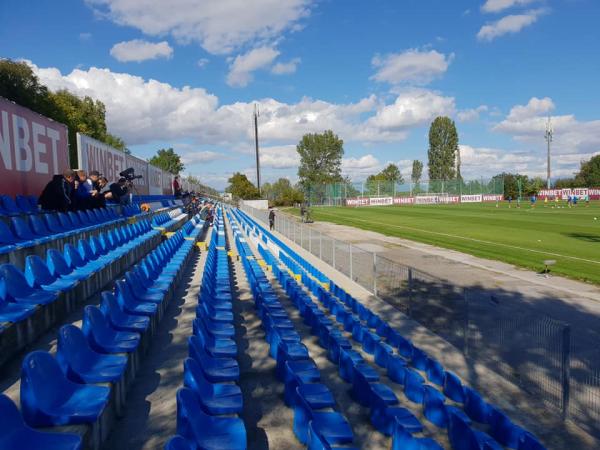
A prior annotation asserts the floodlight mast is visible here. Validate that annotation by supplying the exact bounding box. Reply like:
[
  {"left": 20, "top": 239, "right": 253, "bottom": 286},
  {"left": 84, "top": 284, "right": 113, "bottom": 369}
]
[
  {"left": 253, "top": 104, "right": 261, "bottom": 196},
  {"left": 545, "top": 117, "right": 553, "bottom": 189}
]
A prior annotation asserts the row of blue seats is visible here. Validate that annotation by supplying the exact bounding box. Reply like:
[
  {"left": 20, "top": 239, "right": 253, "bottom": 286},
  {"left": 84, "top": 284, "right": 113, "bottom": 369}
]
[
  {"left": 229, "top": 209, "right": 360, "bottom": 450},
  {"left": 238, "top": 208, "right": 547, "bottom": 450},
  {"left": 152, "top": 209, "right": 188, "bottom": 231},
  {"left": 0, "top": 219, "right": 161, "bottom": 368},
  {"left": 1, "top": 207, "right": 122, "bottom": 254},
  {"left": 232, "top": 208, "right": 437, "bottom": 449},
  {"left": 0, "top": 194, "right": 39, "bottom": 216},
  {"left": 165, "top": 208, "right": 247, "bottom": 450},
  {"left": 0, "top": 227, "right": 198, "bottom": 450}
]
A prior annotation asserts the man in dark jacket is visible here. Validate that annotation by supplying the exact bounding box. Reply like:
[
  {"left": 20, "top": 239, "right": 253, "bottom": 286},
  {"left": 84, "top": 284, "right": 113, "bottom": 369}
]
[{"left": 38, "top": 169, "right": 75, "bottom": 212}]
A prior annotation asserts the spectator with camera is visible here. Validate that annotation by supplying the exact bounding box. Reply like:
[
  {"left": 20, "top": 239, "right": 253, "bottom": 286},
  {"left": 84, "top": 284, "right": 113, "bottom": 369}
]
[{"left": 109, "top": 177, "right": 130, "bottom": 204}]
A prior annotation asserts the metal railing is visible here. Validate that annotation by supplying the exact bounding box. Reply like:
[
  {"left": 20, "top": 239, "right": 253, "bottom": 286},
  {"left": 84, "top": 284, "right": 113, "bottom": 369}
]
[{"left": 242, "top": 205, "right": 600, "bottom": 437}]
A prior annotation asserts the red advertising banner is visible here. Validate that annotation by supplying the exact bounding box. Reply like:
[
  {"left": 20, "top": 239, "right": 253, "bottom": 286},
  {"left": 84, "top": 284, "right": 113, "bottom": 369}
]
[{"left": 0, "top": 97, "right": 70, "bottom": 197}]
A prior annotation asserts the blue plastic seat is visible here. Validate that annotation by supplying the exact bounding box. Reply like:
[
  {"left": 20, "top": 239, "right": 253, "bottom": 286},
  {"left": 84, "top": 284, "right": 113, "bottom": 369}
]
[
  {"left": 488, "top": 406, "right": 526, "bottom": 448},
  {"left": 0, "top": 220, "right": 23, "bottom": 251},
  {"left": 46, "top": 249, "right": 89, "bottom": 282},
  {"left": 20, "top": 351, "right": 110, "bottom": 427},
  {"left": 0, "top": 283, "right": 37, "bottom": 323},
  {"left": 183, "top": 357, "right": 243, "bottom": 415},
  {"left": 176, "top": 388, "right": 246, "bottom": 450},
  {"left": 0, "top": 394, "right": 82, "bottom": 450},
  {"left": 426, "top": 358, "right": 445, "bottom": 386},
  {"left": 293, "top": 399, "right": 354, "bottom": 446},
  {"left": 115, "top": 280, "right": 158, "bottom": 316},
  {"left": 0, "top": 195, "right": 22, "bottom": 216},
  {"left": 0, "top": 264, "right": 58, "bottom": 305},
  {"left": 82, "top": 305, "right": 141, "bottom": 354},
  {"left": 10, "top": 216, "right": 51, "bottom": 244},
  {"left": 423, "top": 385, "right": 470, "bottom": 429},
  {"left": 56, "top": 324, "right": 127, "bottom": 384},
  {"left": 164, "top": 436, "right": 194, "bottom": 450},
  {"left": 448, "top": 410, "right": 502, "bottom": 450},
  {"left": 444, "top": 371, "right": 465, "bottom": 403},
  {"left": 29, "top": 214, "right": 58, "bottom": 238},
  {"left": 100, "top": 291, "right": 150, "bottom": 332},
  {"left": 404, "top": 369, "right": 426, "bottom": 403},
  {"left": 188, "top": 335, "right": 240, "bottom": 382},
  {"left": 193, "top": 319, "right": 237, "bottom": 358},
  {"left": 464, "top": 387, "right": 491, "bottom": 423},
  {"left": 44, "top": 213, "right": 70, "bottom": 235},
  {"left": 15, "top": 194, "right": 38, "bottom": 214},
  {"left": 387, "top": 355, "right": 407, "bottom": 385},
  {"left": 25, "top": 255, "right": 77, "bottom": 293},
  {"left": 392, "top": 421, "right": 443, "bottom": 450},
  {"left": 63, "top": 244, "right": 97, "bottom": 275}
]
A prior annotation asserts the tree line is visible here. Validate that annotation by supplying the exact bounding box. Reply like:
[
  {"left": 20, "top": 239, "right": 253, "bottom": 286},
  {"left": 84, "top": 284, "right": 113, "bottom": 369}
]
[{"left": 0, "top": 59, "right": 127, "bottom": 166}]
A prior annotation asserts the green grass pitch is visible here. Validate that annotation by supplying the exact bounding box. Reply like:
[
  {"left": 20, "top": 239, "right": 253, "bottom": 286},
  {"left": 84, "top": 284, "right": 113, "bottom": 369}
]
[{"left": 287, "top": 201, "right": 600, "bottom": 285}]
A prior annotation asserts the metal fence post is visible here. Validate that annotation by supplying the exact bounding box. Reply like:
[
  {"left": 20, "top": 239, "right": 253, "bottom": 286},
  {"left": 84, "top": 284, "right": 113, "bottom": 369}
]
[
  {"left": 463, "top": 288, "right": 469, "bottom": 357},
  {"left": 309, "top": 227, "right": 312, "bottom": 253},
  {"left": 407, "top": 268, "right": 413, "bottom": 316},
  {"left": 333, "top": 240, "right": 336, "bottom": 270},
  {"left": 373, "top": 252, "right": 377, "bottom": 295},
  {"left": 561, "top": 325, "right": 571, "bottom": 420},
  {"left": 300, "top": 223, "right": 303, "bottom": 247},
  {"left": 319, "top": 232, "right": 322, "bottom": 259},
  {"left": 349, "top": 244, "right": 353, "bottom": 280}
]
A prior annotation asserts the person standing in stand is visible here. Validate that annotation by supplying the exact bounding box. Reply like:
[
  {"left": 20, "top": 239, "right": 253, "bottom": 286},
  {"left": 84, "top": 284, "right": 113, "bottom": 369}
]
[
  {"left": 269, "top": 207, "right": 275, "bottom": 231},
  {"left": 173, "top": 176, "right": 182, "bottom": 198}
]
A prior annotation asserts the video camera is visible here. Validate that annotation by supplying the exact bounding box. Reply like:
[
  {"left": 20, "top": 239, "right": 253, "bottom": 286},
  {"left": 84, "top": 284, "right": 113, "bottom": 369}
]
[{"left": 119, "top": 167, "right": 143, "bottom": 182}]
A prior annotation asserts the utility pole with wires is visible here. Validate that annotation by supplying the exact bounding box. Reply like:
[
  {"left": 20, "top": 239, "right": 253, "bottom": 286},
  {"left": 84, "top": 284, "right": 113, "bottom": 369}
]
[
  {"left": 545, "top": 117, "right": 553, "bottom": 189},
  {"left": 253, "top": 104, "right": 261, "bottom": 196}
]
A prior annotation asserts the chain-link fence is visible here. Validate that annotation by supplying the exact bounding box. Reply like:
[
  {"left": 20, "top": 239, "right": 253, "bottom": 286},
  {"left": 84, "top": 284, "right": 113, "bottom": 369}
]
[
  {"left": 242, "top": 205, "right": 600, "bottom": 437},
  {"left": 305, "top": 177, "right": 504, "bottom": 205}
]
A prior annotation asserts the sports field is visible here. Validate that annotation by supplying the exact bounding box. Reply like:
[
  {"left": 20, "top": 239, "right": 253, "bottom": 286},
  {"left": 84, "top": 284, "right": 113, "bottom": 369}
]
[{"left": 288, "top": 202, "right": 600, "bottom": 284}]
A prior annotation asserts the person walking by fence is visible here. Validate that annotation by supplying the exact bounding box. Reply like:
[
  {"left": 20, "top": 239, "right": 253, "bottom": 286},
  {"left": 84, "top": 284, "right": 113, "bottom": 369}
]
[{"left": 269, "top": 207, "right": 275, "bottom": 231}]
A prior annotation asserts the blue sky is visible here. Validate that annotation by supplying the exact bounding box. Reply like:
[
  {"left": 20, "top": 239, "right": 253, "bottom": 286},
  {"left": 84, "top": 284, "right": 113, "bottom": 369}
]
[{"left": 2, "top": 0, "right": 599, "bottom": 190}]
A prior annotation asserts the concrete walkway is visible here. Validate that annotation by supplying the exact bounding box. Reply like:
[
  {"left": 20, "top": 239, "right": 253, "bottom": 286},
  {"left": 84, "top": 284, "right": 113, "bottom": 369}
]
[{"left": 104, "top": 236, "right": 210, "bottom": 450}]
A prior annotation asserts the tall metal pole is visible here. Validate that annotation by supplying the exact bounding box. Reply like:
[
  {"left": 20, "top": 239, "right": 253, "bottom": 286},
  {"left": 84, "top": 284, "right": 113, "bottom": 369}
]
[
  {"left": 545, "top": 117, "right": 553, "bottom": 189},
  {"left": 254, "top": 104, "right": 261, "bottom": 195}
]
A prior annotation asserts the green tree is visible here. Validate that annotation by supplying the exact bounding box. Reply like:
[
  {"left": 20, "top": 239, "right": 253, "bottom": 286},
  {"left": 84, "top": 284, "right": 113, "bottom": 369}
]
[
  {"left": 226, "top": 172, "right": 260, "bottom": 200},
  {"left": 0, "top": 59, "right": 54, "bottom": 117},
  {"left": 149, "top": 148, "right": 185, "bottom": 175},
  {"left": 266, "top": 178, "right": 304, "bottom": 206},
  {"left": 297, "top": 130, "right": 344, "bottom": 196},
  {"left": 411, "top": 160, "right": 423, "bottom": 184},
  {"left": 428, "top": 116, "right": 459, "bottom": 181},
  {"left": 105, "top": 133, "right": 129, "bottom": 153},
  {"left": 379, "top": 163, "right": 404, "bottom": 184},
  {"left": 576, "top": 154, "right": 600, "bottom": 187}
]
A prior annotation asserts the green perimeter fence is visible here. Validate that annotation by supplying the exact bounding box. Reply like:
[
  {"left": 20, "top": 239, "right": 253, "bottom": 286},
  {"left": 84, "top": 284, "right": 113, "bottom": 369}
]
[
  {"left": 306, "top": 177, "right": 504, "bottom": 205},
  {"left": 241, "top": 204, "right": 600, "bottom": 439}
]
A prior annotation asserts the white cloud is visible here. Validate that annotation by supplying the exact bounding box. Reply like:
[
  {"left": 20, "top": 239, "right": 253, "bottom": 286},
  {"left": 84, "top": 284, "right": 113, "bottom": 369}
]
[
  {"left": 28, "top": 61, "right": 458, "bottom": 161},
  {"left": 342, "top": 154, "right": 381, "bottom": 178},
  {"left": 227, "top": 46, "right": 280, "bottom": 87},
  {"left": 110, "top": 39, "right": 173, "bottom": 62},
  {"left": 477, "top": 8, "right": 546, "bottom": 41},
  {"left": 459, "top": 144, "right": 598, "bottom": 179},
  {"left": 271, "top": 58, "right": 301, "bottom": 75},
  {"left": 457, "top": 105, "right": 488, "bottom": 122},
  {"left": 87, "top": 0, "right": 313, "bottom": 55},
  {"left": 79, "top": 32, "right": 92, "bottom": 41},
  {"left": 481, "top": 0, "right": 540, "bottom": 14},
  {"left": 181, "top": 150, "right": 223, "bottom": 165},
  {"left": 492, "top": 97, "right": 600, "bottom": 167},
  {"left": 367, "top": 89, "right": 455, "bottom": 131},
  {"left": 197, "top": 58, "right": 209, "bottom": 68},
  {"left": 260, "top": 145, "right": 299, "bottom": 168},
  {"left": 371, "top": 49, "right": 453, "bottom": 85}
]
